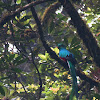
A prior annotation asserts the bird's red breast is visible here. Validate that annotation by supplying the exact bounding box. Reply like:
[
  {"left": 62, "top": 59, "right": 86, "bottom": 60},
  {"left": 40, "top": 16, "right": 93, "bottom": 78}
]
[{"left": 60, "top": 57, "right": 67, "bottom": 62}]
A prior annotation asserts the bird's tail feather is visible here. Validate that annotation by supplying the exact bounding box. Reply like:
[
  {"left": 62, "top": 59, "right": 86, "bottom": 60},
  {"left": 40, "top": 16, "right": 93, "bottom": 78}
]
[{"left": 67, "top": 61, "right": 78, "bottom": 100}]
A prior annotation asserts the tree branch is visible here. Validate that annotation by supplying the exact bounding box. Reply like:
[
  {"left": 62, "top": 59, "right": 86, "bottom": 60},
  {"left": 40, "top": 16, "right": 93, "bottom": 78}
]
[
  {"left": 58, "top": 0, "right": 100, "bottom": 67},
  {"left": 41, "top": 1, "right": 61, "bottom": 25},
  {"left": 27, "top": 0, "right": 69, "bottom": 70},
  {"left": 28, "top": 0, "right": 99, "bottom": 88},
  {"left": 76, "top": 69, "right": 98, "bottom": 86},
  {"left": 29, "top": 44, "right": 42, "bottom": 100},
  {"left": 0, "top": 0, "right": 51, "bottom": 28}
]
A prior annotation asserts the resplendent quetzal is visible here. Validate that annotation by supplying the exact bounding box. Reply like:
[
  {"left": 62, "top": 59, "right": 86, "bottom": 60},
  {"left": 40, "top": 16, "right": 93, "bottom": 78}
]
[{"left": 58, "top": 43, "right": 78, "bottom": 100}]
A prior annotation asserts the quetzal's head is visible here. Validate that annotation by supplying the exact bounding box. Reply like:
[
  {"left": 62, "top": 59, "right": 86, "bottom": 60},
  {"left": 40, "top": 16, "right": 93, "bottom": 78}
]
[{"left": 57, "top": 43, "right": 66, "bottom": 50}]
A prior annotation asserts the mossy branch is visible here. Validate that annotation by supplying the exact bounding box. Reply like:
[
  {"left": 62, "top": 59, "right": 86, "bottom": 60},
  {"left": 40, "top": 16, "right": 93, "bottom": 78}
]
[
  {"left": 27, "top": 0, "right": 99, "bottom": 88},
  {"left": 59, "top": 0, "right": 100, "bottom": 67},
  {"left": 41, "top": 1, "right": 61, "bottom": 25}
]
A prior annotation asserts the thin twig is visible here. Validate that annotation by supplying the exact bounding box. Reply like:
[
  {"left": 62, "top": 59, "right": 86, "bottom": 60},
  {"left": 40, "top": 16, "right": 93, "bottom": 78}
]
[
  {"left": 16, "top": 77, "right": 28, "bottom": 97},
  {"left": 28, "top": 43, "right": 42, "bottom": 100},
  {"left": 14, "top": 73, "right": 17, "bottom": 91}
]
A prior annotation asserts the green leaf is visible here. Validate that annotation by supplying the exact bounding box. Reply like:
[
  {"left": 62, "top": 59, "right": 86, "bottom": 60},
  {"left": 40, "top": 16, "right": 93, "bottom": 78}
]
[
  {"left": 49, "top": 20, "right": 54, "bottom": 33},
  {"left": 39, "top": 64, "right": 46, "bottom": 73},
  {"left": 0, "top": 85, "right": 5, "bottom": 96},
  {"left": 16, "top": 59, "right": 27, "bottom": 66},
  {"left": 9, "top": 90, "right": 14, "bottom": 96},
  {"left": 86, "top": 14, "right": 94, "bottom": 24},
  {"left": 8, "top": 54, "right": 15, "bottom": 62},
  {"left": 16, "top": 0, "right": 21, "bottom": 4},
  {"left": 56, "top": 13, "right": 63, "bottom": 18},
  {"left": 53, "top": 47, "right": 59, "bottom": 54},
  {"left": 13, "top": 55, "right": 23, "bottom": 65},
  {"left": 45, "top": 52, "right": 49, "bottom": 58},
  {"left": 38, "top": 54, "right": 47, "bottom": 60},
  {"left": 58, "top": 16, "right": 67, "bottom": 24},
  {"left": 29, "top": 39, "right": 35, "bottom": 43},
  {"left": 1, "top": 77, "right": 9, "bottom": 80},
  {"left": 20, "top": 16, "right": 31, "bottom": 22},
  {"left": 71, "top": 36, "right": 80, "bottom": 47},
  {"left": 11, "top": 68, "right": 22, "bottom": 73}
]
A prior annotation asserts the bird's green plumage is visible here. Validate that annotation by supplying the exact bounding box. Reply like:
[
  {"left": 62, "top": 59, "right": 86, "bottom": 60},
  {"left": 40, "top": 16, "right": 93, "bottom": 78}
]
[
  {"left": 68, "top": 61, "right": 78, "bottom": 100},
  {"left": 58, "top": 43, "right": 78, "bottom": 100}
]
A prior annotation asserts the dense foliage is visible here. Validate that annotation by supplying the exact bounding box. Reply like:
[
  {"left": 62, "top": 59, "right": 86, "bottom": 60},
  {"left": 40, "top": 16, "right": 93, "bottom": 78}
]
[{"left": 0, "top": 0, "right": 100, "bottom": 100}]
